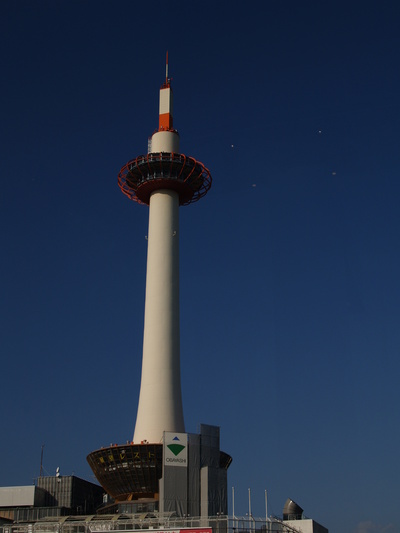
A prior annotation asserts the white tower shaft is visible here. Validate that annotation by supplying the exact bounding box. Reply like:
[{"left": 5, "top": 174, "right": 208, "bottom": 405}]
[{"left": 133, "top": 188, "right": 185, "bottom": 443}]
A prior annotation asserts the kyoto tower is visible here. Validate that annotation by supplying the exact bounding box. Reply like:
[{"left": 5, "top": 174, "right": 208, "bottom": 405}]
[
  {"left": 120, "top": 54, "right": 211, "bottom": 443},
  {"left": 87, "top": 56, "right": 220, "bottom": 507}
]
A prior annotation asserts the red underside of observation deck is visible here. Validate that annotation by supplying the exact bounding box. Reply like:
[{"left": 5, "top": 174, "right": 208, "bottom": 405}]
[{"left": 118, "top": 152, "right": 212, "bottom": 206}]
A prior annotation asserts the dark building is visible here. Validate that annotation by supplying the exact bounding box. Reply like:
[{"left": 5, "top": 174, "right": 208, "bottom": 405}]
[{"left": 0, "top": 476, "right": 104, "bottom": 523}]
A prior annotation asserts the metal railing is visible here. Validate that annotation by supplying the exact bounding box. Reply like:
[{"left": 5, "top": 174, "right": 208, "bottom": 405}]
[{"left": 1, "top": 514, "right": 304, "bottom": 533}]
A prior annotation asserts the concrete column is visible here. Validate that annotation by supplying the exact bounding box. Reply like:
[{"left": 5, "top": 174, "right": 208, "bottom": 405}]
[{"left": 133, "top": 189, "right": 185, "bottom": 443}]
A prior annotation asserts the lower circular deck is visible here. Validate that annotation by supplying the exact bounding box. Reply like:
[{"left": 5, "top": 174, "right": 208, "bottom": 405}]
[
  {"left": 87, "top": 443, "right": 232, "bottom": 502},
  {"left": 87, "top": 444, "right": 162, "bottom": 501}
]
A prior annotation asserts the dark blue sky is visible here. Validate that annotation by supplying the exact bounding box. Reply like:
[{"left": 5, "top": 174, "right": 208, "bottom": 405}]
[{"left": 1, "top": 2, "right": 400, "bottom": 533}]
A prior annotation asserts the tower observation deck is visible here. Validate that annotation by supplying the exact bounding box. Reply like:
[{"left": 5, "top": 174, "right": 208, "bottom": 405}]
[{"left": 87, "top": 58, "right": 230, "bottom": 513}]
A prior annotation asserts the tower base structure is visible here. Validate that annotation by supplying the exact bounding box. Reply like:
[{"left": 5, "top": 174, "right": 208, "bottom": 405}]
[{"left": 87, "top": 424, "right": 231, "bottom": 517}]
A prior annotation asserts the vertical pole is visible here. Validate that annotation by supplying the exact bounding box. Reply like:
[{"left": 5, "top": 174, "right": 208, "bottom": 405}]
[
  {"left": 248, "top": 487, "right": 251, "bottom": 516},
  {"left": 39, "top": 444, "right": 44, "bottom": 478},
  {"left": 248, "top": 487, "right": 252, "bottom": 531}
]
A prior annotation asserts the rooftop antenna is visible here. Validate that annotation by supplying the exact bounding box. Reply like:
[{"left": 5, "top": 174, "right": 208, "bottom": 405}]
[{"left": 39, "top": 444, "right": 44, "bottom": 478}]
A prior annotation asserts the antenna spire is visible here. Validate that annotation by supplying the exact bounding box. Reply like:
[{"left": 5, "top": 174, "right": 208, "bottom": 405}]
[
  {"left": 165, "top": 51, "right": 169, "bottom": 85},
  {"left": 39, "top": 444, "right": 44, "bottom": 478}
]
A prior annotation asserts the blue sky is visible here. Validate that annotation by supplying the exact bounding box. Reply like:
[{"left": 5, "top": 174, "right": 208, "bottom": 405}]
[{"left": 1, "top": 2, "right": 400, "bottom": 533}]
